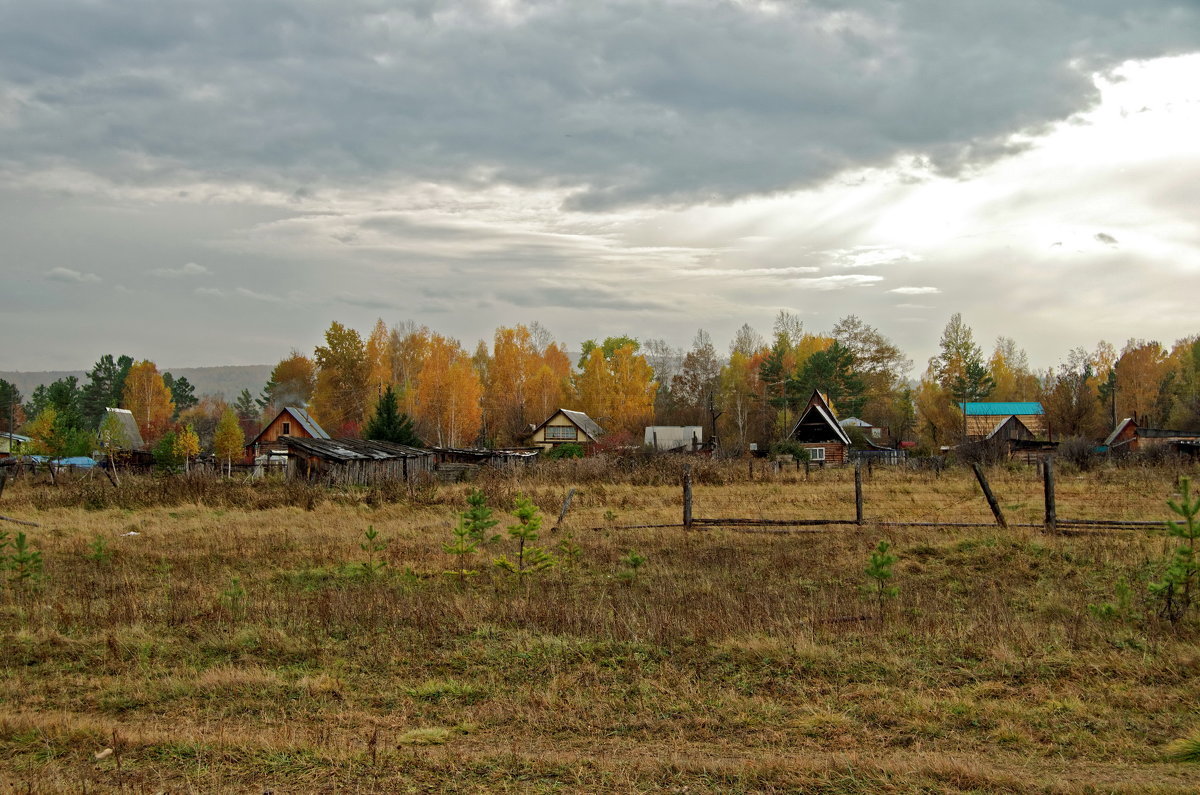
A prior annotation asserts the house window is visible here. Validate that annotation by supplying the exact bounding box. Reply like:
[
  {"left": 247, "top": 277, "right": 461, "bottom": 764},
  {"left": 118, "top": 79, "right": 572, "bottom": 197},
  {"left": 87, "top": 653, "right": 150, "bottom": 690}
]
[
  {"left": 871, "top": 428, "right": 882, "bottom": 439},
  {"left": 282, "top": 422, "right": 291, "bottom": 435},
  {"left": 545, "top": 425, "right": 578, "bottom": 441},
  {"left": 808, "top": 447, "right": 826, "bottom": 461}
]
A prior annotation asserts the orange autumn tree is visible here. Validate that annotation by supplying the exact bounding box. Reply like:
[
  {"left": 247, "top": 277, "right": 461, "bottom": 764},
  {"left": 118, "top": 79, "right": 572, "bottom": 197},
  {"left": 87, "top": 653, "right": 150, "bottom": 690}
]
[
  {"left": 572, "top": 338, "right": 656, "bottom": 435},
  {"left": 388, "top": 321, "right": 432, "bottom": 419},
  {"left": 260, "top": 351, "right": 316, "bottom": 417},
  {"left": 311, "top": 321, "right": 371, "bottom": 435},
  {"left": 121, "top": 360, "right": 175, "bottom": 444},
  {"left": 365, "top": 318, "right": 392, "bottom": 396},
  {"left": 1115, "top": 339, "right": 1170, "bottom": 425},
  {"left": 413, "top": 333, "right": 482, "bottom": 447},
  {"left": 484, "top": 324, "right": 571, "bottom": 445}
]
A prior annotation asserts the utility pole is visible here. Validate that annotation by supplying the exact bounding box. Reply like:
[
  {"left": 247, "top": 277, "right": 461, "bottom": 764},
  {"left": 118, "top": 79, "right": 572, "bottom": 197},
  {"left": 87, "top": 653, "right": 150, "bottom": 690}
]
[{"left": 707, "top": 391, "right": 723, "bottom": 451}]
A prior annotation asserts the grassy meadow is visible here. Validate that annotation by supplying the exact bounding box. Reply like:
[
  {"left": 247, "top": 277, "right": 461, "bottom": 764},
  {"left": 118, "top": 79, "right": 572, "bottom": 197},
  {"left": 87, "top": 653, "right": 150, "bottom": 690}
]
[{"left": 1, "top": 460, "right": 1199, "bottom": 792}]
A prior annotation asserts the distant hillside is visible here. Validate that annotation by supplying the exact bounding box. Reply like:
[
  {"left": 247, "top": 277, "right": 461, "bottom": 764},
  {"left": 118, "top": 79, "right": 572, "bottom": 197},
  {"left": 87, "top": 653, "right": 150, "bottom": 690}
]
[{"left": 0, "top": 365, "right": 274, "bottom": 403}]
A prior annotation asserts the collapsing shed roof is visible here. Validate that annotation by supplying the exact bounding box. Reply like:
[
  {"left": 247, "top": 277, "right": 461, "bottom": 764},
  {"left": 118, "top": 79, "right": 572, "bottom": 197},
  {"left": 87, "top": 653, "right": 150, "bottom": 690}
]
[{"left": 282, "top": 437, "right": 431, "bottom": 462}]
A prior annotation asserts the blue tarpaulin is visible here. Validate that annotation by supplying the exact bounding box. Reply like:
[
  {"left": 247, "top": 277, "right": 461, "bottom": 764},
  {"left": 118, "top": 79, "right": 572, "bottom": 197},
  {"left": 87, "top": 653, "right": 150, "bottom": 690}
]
[{"left": 29, "top": 456, "right": 98, "bottom": 468}]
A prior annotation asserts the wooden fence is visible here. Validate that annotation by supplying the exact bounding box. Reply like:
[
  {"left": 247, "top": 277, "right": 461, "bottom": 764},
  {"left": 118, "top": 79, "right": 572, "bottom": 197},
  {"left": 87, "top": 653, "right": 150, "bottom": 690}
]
[{"left": 658, "top": 457, "right": 1167, "bottom": 535}]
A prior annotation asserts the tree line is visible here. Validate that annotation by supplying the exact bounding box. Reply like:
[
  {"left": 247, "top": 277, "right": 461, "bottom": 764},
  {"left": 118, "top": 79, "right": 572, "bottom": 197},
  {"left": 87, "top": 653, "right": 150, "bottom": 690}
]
[{"left": 2, "top": 312, "right": 1197, "bottom": 457}]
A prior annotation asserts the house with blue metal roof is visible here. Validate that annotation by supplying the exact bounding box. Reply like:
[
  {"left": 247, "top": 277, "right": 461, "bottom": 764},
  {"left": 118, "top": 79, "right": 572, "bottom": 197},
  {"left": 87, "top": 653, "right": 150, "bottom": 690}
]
[{"left": 960, "top": 401, "right": 1047, "bottom": 440}]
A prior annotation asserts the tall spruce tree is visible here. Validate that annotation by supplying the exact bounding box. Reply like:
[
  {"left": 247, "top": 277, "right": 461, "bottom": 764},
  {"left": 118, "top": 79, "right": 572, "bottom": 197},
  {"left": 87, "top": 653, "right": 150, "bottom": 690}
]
[
  {"left": 363, "top": 385, "right": 422, "bottom": 446},
  {"left": 81, "top": 354, "right": 133, "bottom": 429}
]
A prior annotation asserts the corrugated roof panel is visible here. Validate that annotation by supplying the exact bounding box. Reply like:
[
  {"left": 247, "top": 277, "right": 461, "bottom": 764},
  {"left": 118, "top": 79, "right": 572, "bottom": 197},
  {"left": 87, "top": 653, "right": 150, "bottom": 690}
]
[
  {"left": 558, "top": 409, "right": 604, "bottom": 440},
  {"left": 961, "top": 402, "right": 1044, "bottom": 416},
  {"left": 286, "top": 407, "right": 330, "bottom": 439}
]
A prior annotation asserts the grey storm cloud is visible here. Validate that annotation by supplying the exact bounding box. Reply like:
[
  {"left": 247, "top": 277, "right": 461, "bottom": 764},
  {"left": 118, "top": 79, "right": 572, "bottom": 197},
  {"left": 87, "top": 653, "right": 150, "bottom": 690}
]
[{"left": 1, "top": 1, "right": 1198, "bottom": 208}]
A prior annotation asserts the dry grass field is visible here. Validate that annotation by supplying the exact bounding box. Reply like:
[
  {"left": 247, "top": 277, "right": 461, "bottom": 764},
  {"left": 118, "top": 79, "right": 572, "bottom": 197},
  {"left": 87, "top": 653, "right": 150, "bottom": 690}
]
[{"left": 1, "top": 459, "right": 1199, "bottom": 793}]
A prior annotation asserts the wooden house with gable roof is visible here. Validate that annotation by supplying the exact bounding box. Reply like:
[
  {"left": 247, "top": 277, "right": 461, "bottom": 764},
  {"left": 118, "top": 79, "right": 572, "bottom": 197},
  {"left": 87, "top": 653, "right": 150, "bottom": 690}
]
[
  {"left": 786, "top": 390, "right": 852, "bottom": 465},
  {"left": 246, "top": 407, "right": 330, "bottom": 460},
  {"left": 526, "top": 409, "right": 604, "bottom": 454}
]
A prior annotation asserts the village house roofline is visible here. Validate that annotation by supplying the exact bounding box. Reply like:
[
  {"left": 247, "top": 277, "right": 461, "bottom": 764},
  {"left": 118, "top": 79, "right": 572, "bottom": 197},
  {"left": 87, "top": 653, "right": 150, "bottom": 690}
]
[
  {"left": 984, "top": 415, "right": 1033, "bottom": 441},
  {"left": 103, "top": 407, "right": 145, "bottom": 450},
  {"left": 246, "top": 406, "right": 330, "bottom": 448},
  {"left": 1103, "top": 417, "right": 1136, "bottom": 448},
  {"left": 788, "top": 390, "right": 852, "bottom": 446},
  {"left": 528, "top": 408, "right": 604, "bottom": 442},
  {"left": 959, "top": 401, "right": 1045, "bottom": 416}
]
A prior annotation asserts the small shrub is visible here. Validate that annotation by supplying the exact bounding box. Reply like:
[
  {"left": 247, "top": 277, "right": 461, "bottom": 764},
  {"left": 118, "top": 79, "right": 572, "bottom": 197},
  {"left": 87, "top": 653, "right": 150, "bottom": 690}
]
[
  {"left": 769, "top": 440, "right": 810, "bottom": 462},
  {"left": 1057, "top": 436, "right": 1100, "bottom": 472},
  {"left": 545, "top": 443, "right": 584, "bottom": 460}
]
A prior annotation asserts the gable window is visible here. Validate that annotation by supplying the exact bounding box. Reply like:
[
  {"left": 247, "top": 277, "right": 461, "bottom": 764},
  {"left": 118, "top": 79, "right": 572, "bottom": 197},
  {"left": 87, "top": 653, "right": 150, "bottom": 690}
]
[
  {"left": 545, "top": 425, "right": 578, "bottom": 441},
  {"left": 808, "top": 447, "right": 826, "bottom": 461},
  {"left": 282, "top": 422, "right": 291, "bottom": 435}
]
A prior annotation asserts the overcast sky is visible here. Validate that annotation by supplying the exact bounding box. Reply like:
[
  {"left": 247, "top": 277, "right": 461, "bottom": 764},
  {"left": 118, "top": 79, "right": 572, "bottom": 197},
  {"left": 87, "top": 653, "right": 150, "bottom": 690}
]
[{"left": 2, "top": 0, "right": 1199, "bottom": 375}]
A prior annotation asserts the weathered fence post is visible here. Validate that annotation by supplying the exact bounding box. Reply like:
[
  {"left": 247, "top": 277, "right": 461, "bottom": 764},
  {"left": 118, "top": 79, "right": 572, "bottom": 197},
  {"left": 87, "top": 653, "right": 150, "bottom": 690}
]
[
  {"left": 855, "top": 461, "right": 864, "bottom": 526},
  {"left": 1043, "top": 456, "right": 1057, "bottom": 534},
  {"left": 0, "top": 471, "right": 6, "bottom": 501},
  {"left": 682, "top": 465, "right": 694, "bottom": 528},
  {"left": 747, "top": 458, "right": 753, "bottom": 481},
  {"left": 971, "top": 462, "right": 1008, "bottom": 529},
  {"left": 804, "top": 459, "right": 810, "bottom": 480},
  {"left": 553, "top": 487, "right": 576, "bottom": 531}
]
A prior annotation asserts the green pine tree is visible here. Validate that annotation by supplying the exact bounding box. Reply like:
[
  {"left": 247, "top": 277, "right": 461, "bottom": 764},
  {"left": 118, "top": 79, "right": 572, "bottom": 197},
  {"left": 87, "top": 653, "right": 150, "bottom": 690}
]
[{"left": 363, "top": 385, "right": 423, "bottom": 446}]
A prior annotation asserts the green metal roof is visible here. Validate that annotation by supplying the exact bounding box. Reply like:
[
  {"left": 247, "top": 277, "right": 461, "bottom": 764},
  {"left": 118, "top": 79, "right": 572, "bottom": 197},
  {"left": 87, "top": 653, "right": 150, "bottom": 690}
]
[{"left": 960, "top": 401, "right": 1044, "bottom": 416}]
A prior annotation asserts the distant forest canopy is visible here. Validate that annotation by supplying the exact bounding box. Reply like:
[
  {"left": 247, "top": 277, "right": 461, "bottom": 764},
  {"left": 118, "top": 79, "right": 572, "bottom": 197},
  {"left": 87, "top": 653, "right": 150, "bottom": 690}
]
[
  {"left": 0, "top": 365, "right": 271, "bottom": 406},
  {"left": 2, "top": 313, "right": 1197, "bottom": 457}
]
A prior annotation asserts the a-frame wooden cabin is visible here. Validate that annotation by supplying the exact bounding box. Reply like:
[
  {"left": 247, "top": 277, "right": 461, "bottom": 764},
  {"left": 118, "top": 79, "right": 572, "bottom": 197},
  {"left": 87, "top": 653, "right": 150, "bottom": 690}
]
[{"left": 786, "top": 390, "right": 852, "bottom": 465}]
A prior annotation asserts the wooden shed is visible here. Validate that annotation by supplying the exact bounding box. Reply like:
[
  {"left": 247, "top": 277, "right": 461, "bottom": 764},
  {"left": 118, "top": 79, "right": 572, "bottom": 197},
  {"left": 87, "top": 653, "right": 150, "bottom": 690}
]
[
  {"left": 983, "top": 415, "right": 1057, "bottom": 464},
  {"left": 1103, "top": 418, "right": 1200, "bottom": 455},
  {"left": 282, "top": 437, "right": 434, "bottom": 484},
  {"left": 787, "top": 390, "right": 852, "bottom": 465}
]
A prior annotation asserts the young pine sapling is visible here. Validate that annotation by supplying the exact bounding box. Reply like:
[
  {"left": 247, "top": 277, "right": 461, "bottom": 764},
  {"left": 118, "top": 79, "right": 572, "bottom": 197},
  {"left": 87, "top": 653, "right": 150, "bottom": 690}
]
[
  {"left": 360, "top": 525, "right": 388, "bottom": 577},
  {"left": 615, "top": 549, "right": 647, "bottom": 585},
  {"left": 444, "top": 518, "right": 481, "bottom": 583},
  {"left": 864, "top": 539, "right": 898, "bottom": 622},
  {"left": 494, "top": 495, "right": 555, "bottom": 577},
  {"left": 1150, "top": 477, "right": 1200, "bottom": 624},
  {"left": 462, "top": 489, "right": 500, "bottom": 545}
]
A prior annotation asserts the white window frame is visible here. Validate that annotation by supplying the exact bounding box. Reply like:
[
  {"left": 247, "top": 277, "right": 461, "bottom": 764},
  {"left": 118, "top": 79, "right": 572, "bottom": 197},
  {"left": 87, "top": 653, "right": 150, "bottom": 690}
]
[
  {"left": 545, "top": 425, "right": 578, "bottom": 441},
  {"left": 808, "top": 446, "right": 826, "bottom": 461}
]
